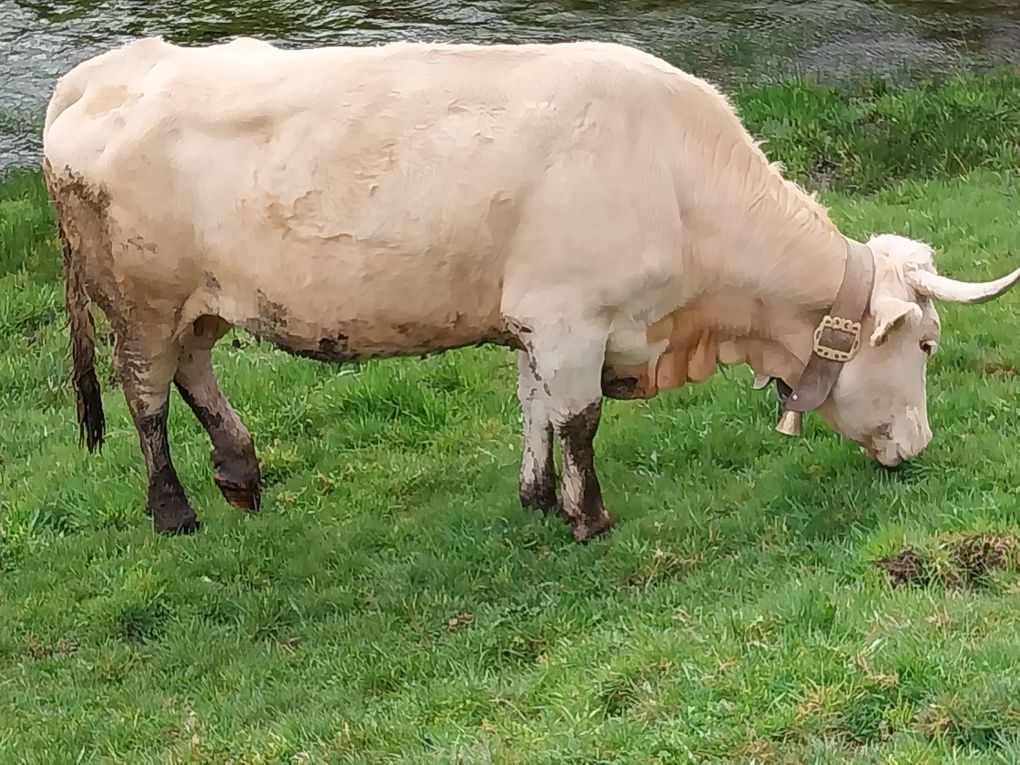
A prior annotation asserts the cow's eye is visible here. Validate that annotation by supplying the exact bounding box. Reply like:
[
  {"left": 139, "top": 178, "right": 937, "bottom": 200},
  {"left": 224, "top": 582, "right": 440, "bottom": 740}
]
[{"left": 920, "top": 339, "right": 938, "bottom": 355}]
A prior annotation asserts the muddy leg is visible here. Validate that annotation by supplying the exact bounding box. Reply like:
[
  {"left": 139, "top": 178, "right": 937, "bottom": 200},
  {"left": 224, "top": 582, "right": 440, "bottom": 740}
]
[
  {"left": 174, "top": 317, "right": 261, "bottom": 511},
  {"left": 116, "top": 335, "right": 199, "bottom": 534},
  {"left": 516, "top": 350, "right": 557, "bottom": 512},
  {"left": 525, "top": 320, "right": 614, "bottom": 542},
  {"left": 557, "top": 399, "right": 611, "bottom": 541}
]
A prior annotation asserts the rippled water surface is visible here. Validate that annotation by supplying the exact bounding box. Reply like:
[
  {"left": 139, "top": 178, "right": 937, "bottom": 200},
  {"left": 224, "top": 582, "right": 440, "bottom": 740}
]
[{"left": 2, "top": 0, "right": 1020, "bottom": 170}]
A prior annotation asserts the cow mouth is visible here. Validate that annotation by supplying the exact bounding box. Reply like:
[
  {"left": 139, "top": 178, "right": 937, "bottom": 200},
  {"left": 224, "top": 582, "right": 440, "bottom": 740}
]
[{"left": 860, "top": 442, "right": 905, "bottom": 468}]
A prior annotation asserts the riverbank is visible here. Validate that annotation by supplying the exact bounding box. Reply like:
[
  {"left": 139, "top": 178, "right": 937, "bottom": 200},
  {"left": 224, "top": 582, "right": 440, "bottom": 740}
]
[
  {"left": 2, "top": 75, "right": 1019, "bottom": 761},
  {"left": 5, "top": 0, "right": 1020, "bottom": 173}
]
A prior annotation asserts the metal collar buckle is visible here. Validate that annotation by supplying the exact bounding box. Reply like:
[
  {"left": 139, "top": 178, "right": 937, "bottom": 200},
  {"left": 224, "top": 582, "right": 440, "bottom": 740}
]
[{"left": 812, "top": 315, "right": 862, "bottom": 363}]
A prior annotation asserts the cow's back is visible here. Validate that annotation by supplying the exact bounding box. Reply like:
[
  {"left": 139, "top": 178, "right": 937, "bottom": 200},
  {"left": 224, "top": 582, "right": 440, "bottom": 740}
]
[{"left": 43, "top": 37, "right": 694, "bottom": 358}]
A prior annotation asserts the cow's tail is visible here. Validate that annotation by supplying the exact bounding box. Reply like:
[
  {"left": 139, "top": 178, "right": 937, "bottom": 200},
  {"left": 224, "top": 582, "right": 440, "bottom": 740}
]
[{"left": 58, "top": 219, "right": 105, "bottom": 452}]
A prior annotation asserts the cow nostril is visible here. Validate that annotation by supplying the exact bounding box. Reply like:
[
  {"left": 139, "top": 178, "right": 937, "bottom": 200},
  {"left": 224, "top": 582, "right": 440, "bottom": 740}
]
[{"left": 880, "top": 451, "right": 904, "bottom": 468}]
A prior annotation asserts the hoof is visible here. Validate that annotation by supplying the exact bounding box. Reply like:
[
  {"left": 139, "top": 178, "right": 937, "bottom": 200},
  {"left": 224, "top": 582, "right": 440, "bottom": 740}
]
[
  {"left": 216, "top": 477, "right": 262, "bottom": 513},
  {"left": 148, "top": 477, "right": 200, "bottom": 534},
  {"left": 152, "top": 505, "right": 201, "bottom": 535},
  {"left": 519, "top": 482, "right": 559, "bottom": 515},
  {"left": 570, "top": 509, "right": 615, "bottom": 543},
  {"left": 213, "top": 455, "right": 261, "bottom": 513},
  {"left": 155, "top": 517, "right": 202, "bottom": 535}
]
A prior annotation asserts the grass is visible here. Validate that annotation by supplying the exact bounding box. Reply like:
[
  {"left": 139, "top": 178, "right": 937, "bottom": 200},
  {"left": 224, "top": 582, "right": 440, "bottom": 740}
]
[
  {"left": 2, "top": 74, "right": 1020, "bottom": 762},
  {"left": 736, "top": 71, "right": 1020, "bottom": 194}
]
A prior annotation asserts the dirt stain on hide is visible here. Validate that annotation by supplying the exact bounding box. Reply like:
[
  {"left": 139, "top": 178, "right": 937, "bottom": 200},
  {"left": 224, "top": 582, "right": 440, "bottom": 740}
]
[
  {"left": 242, "top": 297, "right": 529, "bottom": 364},
  {"left": 285, "top": 333, "right": 354, "bottom": 364},
  {"left": 493, "top": 316, "right": 529, "bottom": 351},
  {"left": 242, "top": 290, "right": 355, "bottom": 363},
  {"left": 44, "top": 159, "right": 115, "bottom": 452},
  {"left": 315, "top": 334, "right": 352, "bottom": 360},
  {"left": 558, "top": 401, "right": 614, "bottom": 541},
  {"left": 136, "top": 404, "right": 199, "bottom": 534},
  {"left": 253, "top": 289, "right": 290, "bottom": 336},
  {"left": 174, "top": 376, "right": 261, "bottom": 511}
]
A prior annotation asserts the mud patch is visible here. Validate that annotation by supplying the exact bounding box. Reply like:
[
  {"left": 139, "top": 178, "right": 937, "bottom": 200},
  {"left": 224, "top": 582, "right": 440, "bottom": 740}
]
[
  {"left": 316, "top": 334, "right": 350, "bottom": 359},
  {"left": 875, "top": 532, "right": 1020, "bottom": 588},
  {"left": 45, "top": 162, "right": 118, "bottom": 453},
  {"left": 559, "top": 401, "right": 614, "bottom": 541},
  {"left": 952, "top": 533, "right": 1017, "bottom": 581},
  {"left": 282, "top": 333, "right": 355, "bottom": 364},
  {"left": 876, "top": 548, "right": 931, "bottom": 588},
  {"left": 246, "top": 289, "right": 294, "bottom": 342},
  {"left": 491, "top": 316, "right": 529, "bottom": 351}
]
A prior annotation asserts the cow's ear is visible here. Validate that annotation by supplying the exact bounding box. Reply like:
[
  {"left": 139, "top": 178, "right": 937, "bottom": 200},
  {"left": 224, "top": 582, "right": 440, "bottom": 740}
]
[{"left": 870, "top": 296, "right": 921, "bottom": 347}]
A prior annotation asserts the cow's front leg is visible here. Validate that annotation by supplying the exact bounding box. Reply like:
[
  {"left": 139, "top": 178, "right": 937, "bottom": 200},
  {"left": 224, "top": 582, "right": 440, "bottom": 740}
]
[
  {"left": 516, "top": 350, "right": 557, "bottom": 513},
  {"left": 555, "top": 398, "right": 610, "bottom": 541},
  {"left": 524, "top": 320, "right": 614, "bottom": 542}
]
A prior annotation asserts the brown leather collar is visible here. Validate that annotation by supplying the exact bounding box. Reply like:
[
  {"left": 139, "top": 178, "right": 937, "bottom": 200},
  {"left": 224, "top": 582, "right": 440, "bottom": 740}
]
[{"left": 775, "top": 238, "right": 876, "bottom": 413}]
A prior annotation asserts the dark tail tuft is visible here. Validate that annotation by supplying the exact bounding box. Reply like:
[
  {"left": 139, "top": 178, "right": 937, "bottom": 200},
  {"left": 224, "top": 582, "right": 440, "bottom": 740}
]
[{"left": 59, "top": 220, "right": 105, "bottom": 452}]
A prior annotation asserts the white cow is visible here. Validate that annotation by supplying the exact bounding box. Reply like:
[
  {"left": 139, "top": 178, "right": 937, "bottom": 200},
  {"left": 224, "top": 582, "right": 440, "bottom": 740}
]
[{"left": 43, "top": 37, "right": 1018, "bottom": 539}]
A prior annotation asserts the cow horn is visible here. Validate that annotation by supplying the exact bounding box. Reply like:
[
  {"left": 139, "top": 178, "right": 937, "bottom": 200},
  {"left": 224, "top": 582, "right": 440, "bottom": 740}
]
[{"left": 906, "top": 266, "right": 1020, "bottom": 305}]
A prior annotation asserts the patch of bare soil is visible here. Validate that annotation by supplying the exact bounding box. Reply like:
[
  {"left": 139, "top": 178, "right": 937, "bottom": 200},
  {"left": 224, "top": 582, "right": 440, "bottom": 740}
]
[
  {"left": 876, "top": 548, "right": 930, "bottom": 588},
  {"left": 952, "top": 533, "right": 1017, "bottom": 581},
  {"left": 875, "top": 532, "right": 1020, "bottom": 588}
]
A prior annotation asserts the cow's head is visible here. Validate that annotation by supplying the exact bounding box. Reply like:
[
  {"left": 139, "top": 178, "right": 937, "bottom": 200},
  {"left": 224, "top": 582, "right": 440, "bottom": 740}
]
[{"left": 810, "top": 234, "right": 1019, "bottom": 466}]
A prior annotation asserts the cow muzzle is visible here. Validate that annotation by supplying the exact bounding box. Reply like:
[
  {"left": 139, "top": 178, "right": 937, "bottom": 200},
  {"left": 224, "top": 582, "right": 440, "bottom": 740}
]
[{"left": 864, "top": 411, "right": 932, "bottom": 467}]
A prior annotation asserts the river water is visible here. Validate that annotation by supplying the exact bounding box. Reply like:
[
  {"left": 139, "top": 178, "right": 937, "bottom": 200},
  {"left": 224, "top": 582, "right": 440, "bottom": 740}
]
[{"left": 2, "top": 0, "right": 1019, "bottom": 172}]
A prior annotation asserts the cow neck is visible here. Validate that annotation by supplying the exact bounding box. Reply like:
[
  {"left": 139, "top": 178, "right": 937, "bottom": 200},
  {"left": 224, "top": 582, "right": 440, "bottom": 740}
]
[
  {"left": 652, "top": 211, "right": 866, "bottom": 394},
  {"left": 773, "top": 237, "right": 876, "bottom": 413}
]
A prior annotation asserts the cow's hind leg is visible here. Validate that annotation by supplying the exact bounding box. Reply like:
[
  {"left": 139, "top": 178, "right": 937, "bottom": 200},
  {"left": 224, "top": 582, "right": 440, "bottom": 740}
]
[
  {"left": 114, "top": 326, "right": 198, "bottom": 534},
  {"left": 522, "top": 319, "right": 614, "bottom": 542},
  {"left": 175, "top": 316, "right": 261, "bottom": 512},
  {"left": 517, "top": 350, "right": 557, "bottom": 513}
]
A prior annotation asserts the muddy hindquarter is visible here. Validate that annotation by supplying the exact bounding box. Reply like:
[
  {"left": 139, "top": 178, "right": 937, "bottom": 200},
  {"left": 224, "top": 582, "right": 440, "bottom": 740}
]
[
  {"left": 44, "top": 163, "right": 112, "bottom": 450},
  {"left": 45, "top": 164, "right": 204, "bottom": 533}
]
